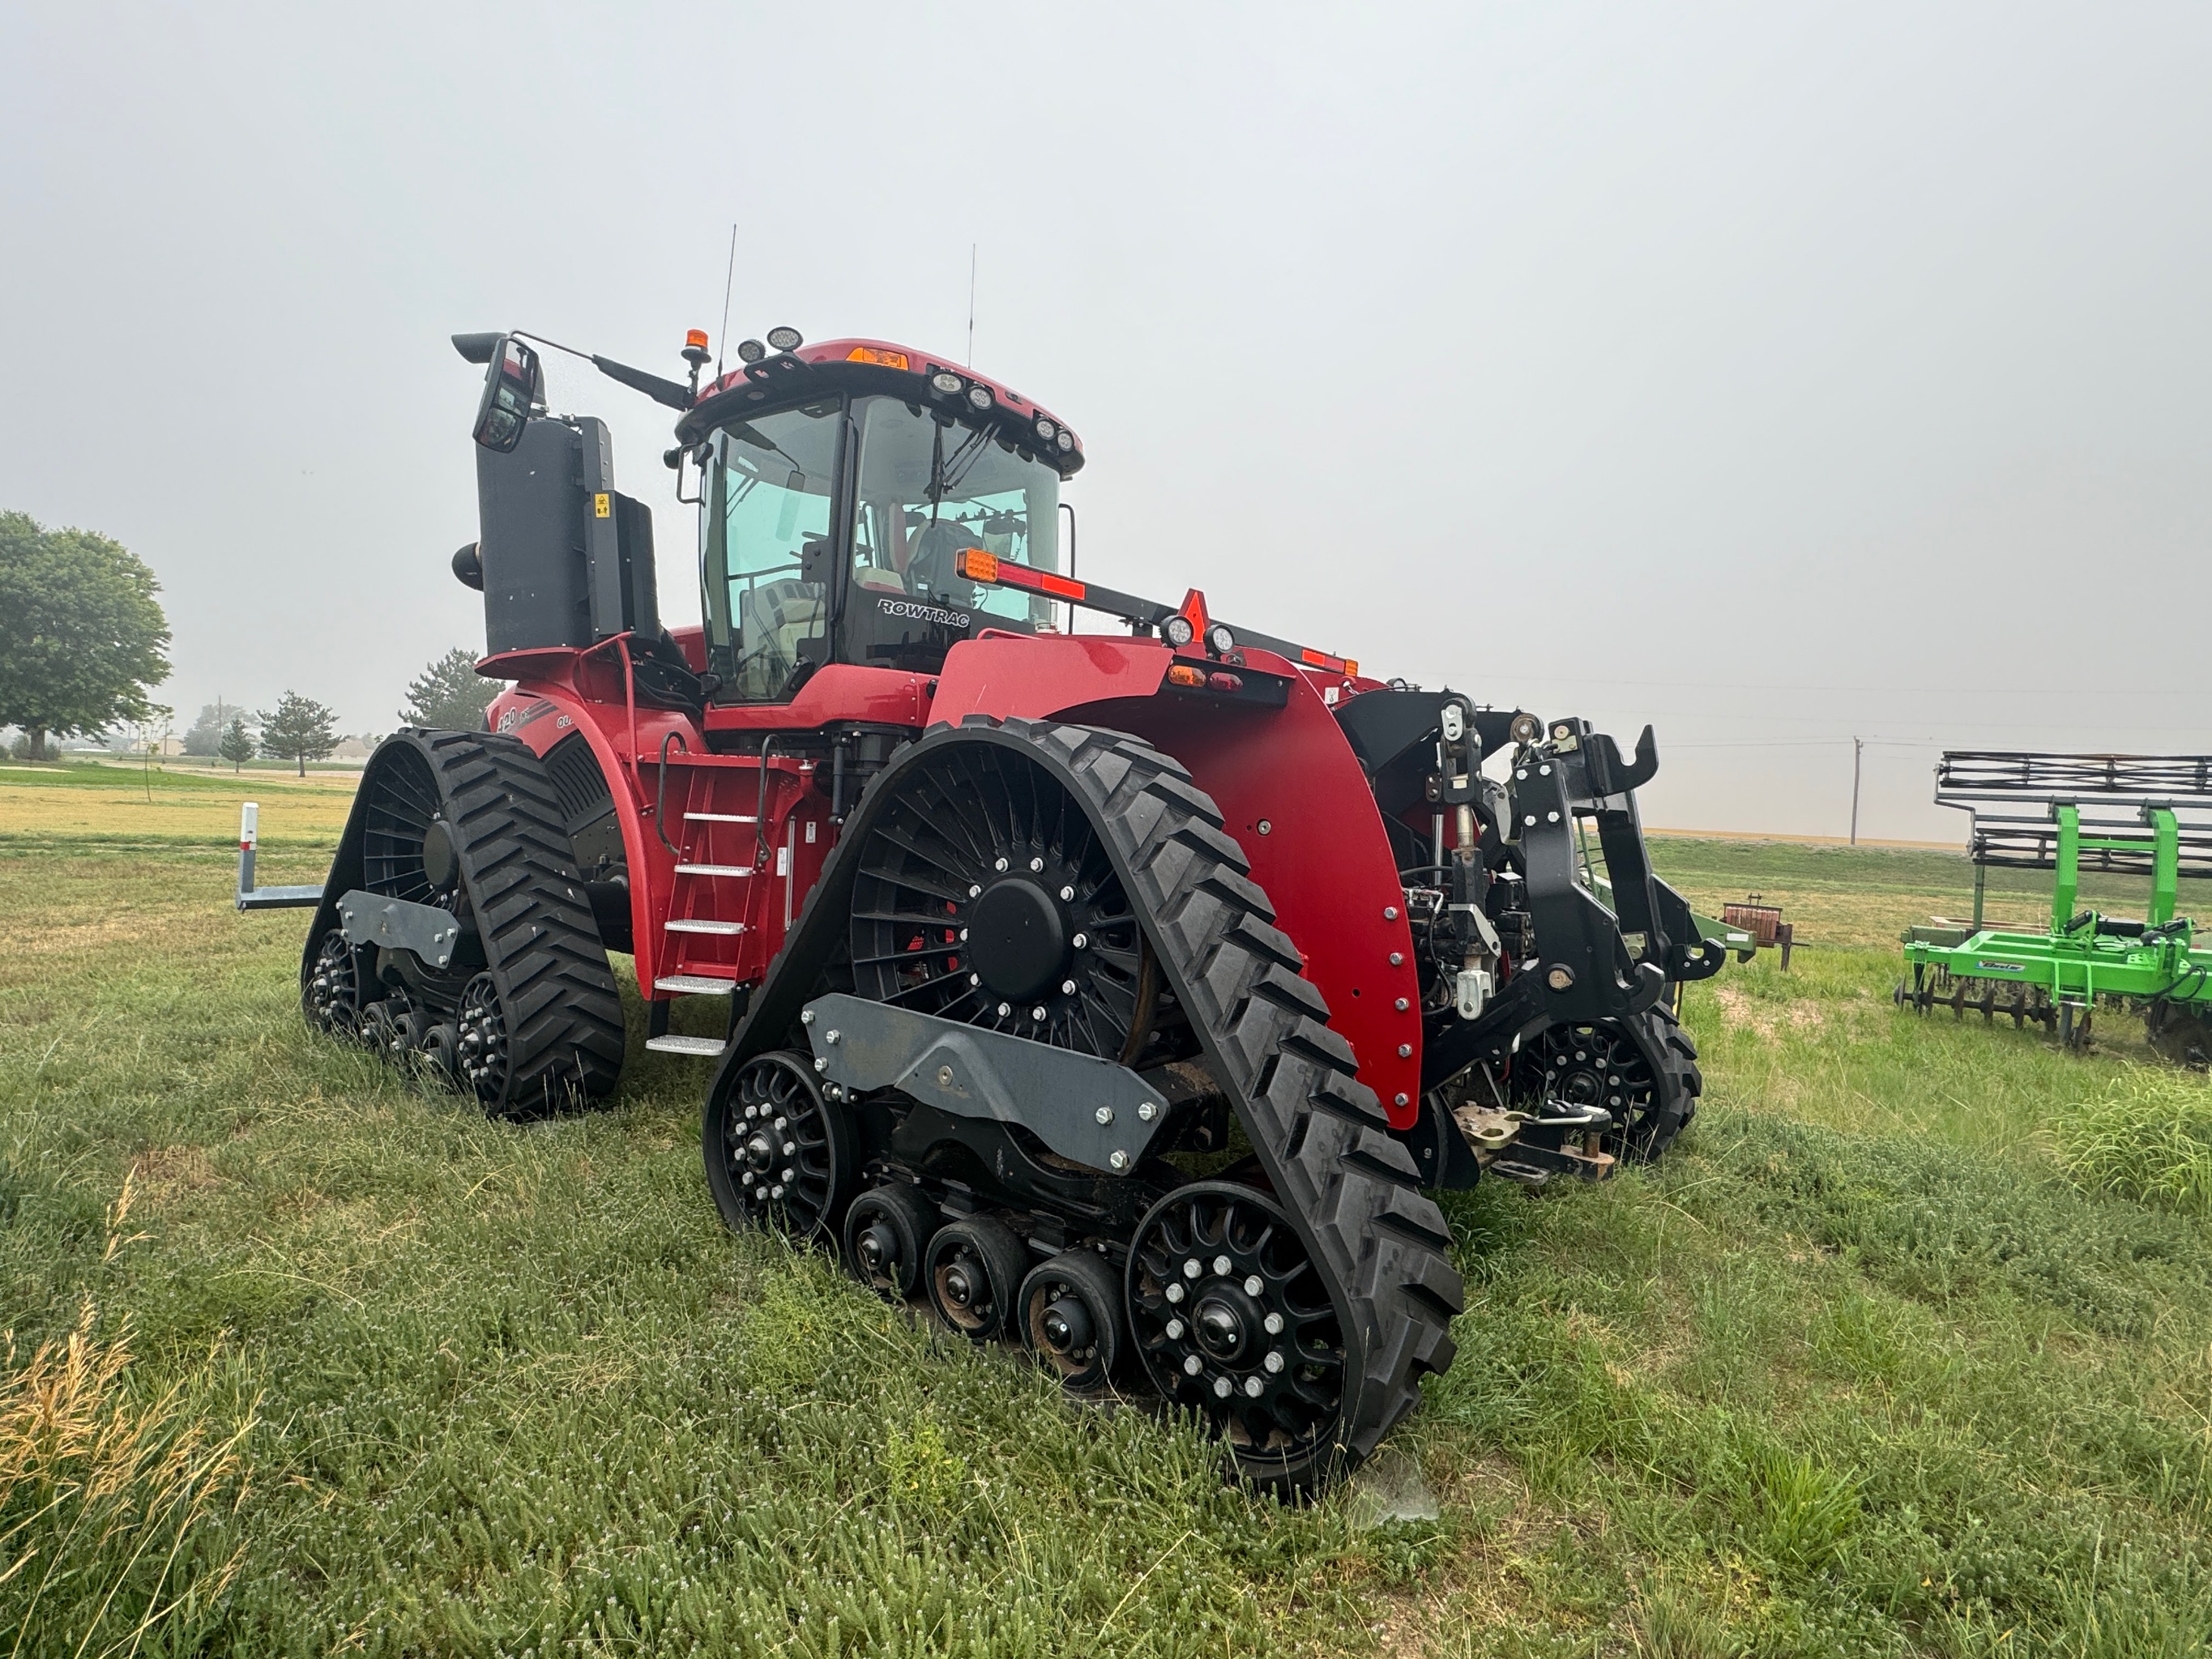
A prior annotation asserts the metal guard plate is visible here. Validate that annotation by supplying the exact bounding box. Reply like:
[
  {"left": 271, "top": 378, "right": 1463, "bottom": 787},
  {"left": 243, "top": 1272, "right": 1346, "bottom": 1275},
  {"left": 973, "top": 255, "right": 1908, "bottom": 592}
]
[{"left": 803, "top": 992, "right": 1170, "bottom": 1174}]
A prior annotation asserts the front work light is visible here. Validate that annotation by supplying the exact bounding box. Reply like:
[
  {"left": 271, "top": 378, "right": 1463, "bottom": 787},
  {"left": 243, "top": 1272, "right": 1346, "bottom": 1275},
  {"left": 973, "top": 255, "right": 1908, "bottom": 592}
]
[
  {"left": 737, "top": 339, "right": 767, "bottom": 364},
  {"left": 966, "top": 383, "right": 994, "bottom": 410},
  {"left": 1055, "top": 429, "right": 1075, "bottom": 452},
  {"left": 1206, "top": 625, "right": 1236, "bottom": 656},
  {"left": 1162, "top": 615, "right": 1196, "bottom": 648},
  {"left": 1035, "top": 418, "right": 1057, "bottom": 441},
  {"left": 931, "top": 370, "right": 964, "bottom": 395},
  {"left": 767, "top": 326, "right": 804, "bottom": 352}
]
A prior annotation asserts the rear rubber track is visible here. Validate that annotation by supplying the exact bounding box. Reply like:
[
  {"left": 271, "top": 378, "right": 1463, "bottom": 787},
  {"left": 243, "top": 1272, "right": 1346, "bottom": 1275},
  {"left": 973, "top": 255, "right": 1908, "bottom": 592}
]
[
  {"left": 732, "top": 716, "right": 1464, "bottom": 1473},
  {"left": 433, "top": 731, "right": 626, "bottom": 1114},
  {"left": 331, "top": 729, "right": 626, "bottom": 1115}
]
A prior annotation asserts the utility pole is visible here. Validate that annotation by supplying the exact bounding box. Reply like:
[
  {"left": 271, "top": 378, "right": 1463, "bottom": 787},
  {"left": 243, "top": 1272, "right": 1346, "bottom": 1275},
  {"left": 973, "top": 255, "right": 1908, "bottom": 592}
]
[{"left": 1850, "top": 736, "right": 1863, "bottom": 846}]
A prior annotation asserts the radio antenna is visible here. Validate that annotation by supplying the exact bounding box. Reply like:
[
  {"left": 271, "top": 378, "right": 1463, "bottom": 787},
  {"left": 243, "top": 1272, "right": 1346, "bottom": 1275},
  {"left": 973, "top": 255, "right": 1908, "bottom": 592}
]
[
  {"left": 714, "top": 223, "right": 739, "bottom": 382},
  {"left": 967, "top": 243, "right": 977, "bottom": 363}
]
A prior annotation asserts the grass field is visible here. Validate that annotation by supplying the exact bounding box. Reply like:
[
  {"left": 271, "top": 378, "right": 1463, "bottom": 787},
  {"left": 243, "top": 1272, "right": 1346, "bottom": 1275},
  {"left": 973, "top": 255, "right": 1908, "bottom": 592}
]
[{"left": 6, "top": 760, "right": 2212, "bottom": 1657}]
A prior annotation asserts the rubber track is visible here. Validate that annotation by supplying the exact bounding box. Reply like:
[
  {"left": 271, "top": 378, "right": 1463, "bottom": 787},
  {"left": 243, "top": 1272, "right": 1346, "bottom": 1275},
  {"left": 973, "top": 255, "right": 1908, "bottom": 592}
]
[
  {"left": 1624, "top": 1004, "right": 1702, "bottom": 1162},
  {"left": 322, "top": 730, "right": 626, "bottom": 1116},
  {"left": 724, "top": 716, "right": 1464, "bottom": 1469}
]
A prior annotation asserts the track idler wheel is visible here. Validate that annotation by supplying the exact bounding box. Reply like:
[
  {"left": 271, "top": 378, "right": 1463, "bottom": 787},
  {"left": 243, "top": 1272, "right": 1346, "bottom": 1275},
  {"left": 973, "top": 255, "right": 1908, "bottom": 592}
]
[
  {"left": 1128, "top": 1181, "right": 1343, "bottom": 1494},
  {"left": 925, "top": 1217, "right": 1029, "bottom": 1341},
  {"left": 704, "top": 1051, "right": 853, "bottom": 1243},
  {"left": 305, "top": 928, "right": 363, "bottom": 1037},
  {"left": 1018, "top": 1250, "right": 1126, "bottom": 1393},
  {"left": 843, "top": 1183, "right": 939, "bottom": 1300},
  {"left": 455, "top": 975, "right": 512, "bottom": 1105}
]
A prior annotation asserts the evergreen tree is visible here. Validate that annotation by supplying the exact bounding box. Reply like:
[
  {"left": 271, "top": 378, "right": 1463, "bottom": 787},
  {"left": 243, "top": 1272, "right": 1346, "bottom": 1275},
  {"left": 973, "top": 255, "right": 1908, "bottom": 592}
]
[
  {"left": 400, "top": 647, "right": 502, "bottom": 731},
  {"left": 218, "top": 715, "right": 257, "bottom": 774},
  {"left": 258, "top": 691, "right": 339, "bottom": 776}
]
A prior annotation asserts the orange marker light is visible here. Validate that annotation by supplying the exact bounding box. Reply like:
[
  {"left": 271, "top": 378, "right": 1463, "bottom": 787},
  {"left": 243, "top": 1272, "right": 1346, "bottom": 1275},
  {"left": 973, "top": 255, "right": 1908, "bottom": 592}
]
[
  {"left": 1166, "top": 663, "right": 1206, "bottom": 688},
  {"left": 956, "top": 548, "right": 999, "bottom": 583},
  {"left": 847, "top": 346, "right": 912, "bottom": 369}
]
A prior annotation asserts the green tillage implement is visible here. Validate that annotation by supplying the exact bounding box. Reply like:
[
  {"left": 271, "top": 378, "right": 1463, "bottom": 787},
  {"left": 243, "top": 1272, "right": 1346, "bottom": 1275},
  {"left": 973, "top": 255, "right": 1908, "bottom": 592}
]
[{"left": 1899, "top": 751, "right": 2212, "bottom": 1066}]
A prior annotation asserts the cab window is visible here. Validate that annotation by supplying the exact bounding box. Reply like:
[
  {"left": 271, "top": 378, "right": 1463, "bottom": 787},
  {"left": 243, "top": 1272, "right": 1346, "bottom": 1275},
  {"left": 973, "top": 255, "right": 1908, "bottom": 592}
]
[
  {"left": 700, "top": 401, "right": 842, "bottom": 702},
  {"left": 842, "top": 395, "right": 1061, "bottom": 674}
]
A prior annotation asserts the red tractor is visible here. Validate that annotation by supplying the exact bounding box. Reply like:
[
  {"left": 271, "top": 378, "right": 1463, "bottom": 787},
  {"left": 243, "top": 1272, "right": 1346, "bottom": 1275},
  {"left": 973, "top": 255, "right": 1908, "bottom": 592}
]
[{"left": 258, "top": 324, "right": 1723, "bottom": 1492}]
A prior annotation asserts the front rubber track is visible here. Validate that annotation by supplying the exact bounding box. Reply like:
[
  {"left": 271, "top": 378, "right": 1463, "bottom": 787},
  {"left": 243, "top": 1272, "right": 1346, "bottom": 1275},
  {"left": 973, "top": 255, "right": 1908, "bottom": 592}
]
[
  {"left": 1627, "top": 1004, "right": 1702, "bottom": 1162},
  {"left": 304, "top": 728, "right": 626, "bottom": 1116},
  {"left": 717, "top": 716, "right": 1464, "bottom": 1475}
]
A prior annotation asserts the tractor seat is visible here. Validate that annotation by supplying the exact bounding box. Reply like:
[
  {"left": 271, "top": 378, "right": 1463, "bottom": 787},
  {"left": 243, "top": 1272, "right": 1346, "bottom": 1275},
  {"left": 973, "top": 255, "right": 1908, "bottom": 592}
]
[
  {"left": 906, "top": 521, "right": 979, "bottom": 602},
  {"left": 738, "top": 578, "right": 824, "bottom": 693}
]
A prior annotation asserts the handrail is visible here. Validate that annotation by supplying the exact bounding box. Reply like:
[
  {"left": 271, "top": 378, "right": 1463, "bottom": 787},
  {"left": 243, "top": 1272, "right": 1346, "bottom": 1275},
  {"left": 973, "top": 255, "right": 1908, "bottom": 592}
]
[{"left": 655, "top": 730, "right": 690, "bottom": 857}]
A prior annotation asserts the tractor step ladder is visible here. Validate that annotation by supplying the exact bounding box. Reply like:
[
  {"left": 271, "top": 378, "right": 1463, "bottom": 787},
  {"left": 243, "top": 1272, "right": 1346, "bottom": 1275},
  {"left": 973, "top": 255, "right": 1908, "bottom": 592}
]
[
  {"left": 644, "top": 762, "right": 761, "bottom": 1061},
  {"left": 654, "top": 973, "right": 737, "bottom": 996},
  {"left": 645, "top": 1034, "right": 728, "bottom": 1057}
]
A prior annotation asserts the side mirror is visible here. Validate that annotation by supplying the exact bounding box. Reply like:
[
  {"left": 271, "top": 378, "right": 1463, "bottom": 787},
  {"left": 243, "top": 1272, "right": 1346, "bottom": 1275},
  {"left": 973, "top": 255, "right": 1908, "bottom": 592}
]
[{"left": 471, "top": 335, "right": 542, "bottom": 454}]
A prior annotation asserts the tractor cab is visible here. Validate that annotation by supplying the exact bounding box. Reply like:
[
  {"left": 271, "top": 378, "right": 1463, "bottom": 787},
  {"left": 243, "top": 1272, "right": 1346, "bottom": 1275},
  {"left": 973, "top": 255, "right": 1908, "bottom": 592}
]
[{"left": 679, "top": 342, "right": 1083, "bottom": 701}]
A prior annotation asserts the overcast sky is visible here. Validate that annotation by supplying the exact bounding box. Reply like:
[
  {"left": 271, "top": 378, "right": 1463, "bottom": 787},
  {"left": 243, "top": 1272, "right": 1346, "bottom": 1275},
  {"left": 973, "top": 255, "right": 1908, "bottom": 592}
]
[{"left": 4, "top": 2, "right": 2206, "bottom": 838}]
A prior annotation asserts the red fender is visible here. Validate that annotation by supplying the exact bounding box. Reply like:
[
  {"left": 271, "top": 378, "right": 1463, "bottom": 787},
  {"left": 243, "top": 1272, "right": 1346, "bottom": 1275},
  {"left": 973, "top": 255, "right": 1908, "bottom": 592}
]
[{"left": 931, "top": 633, "right": 1422, "bottom": 1128}]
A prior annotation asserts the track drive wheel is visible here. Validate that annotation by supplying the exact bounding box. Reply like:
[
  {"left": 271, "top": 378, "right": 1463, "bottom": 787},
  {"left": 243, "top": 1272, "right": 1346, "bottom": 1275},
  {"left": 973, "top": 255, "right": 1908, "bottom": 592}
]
[
  {"left": 1018, "top": 1250, "right": 1126, "bottom": 1393},
  {"left": 843, "top": 1183, "right": 940, "bottom": 1300},
  {"left": 1519, "top": 1005, "right": 1702, "bottom": 1162},
  {"left": 1129, "top": 1181, "right": 1343, "bottom": 1496},
  {"left": 702, "top": 1051, "right": 853, "bottom": 1243},
  {"left": 925, "top": 1217, "right": 1029, "bottom": 1341}
]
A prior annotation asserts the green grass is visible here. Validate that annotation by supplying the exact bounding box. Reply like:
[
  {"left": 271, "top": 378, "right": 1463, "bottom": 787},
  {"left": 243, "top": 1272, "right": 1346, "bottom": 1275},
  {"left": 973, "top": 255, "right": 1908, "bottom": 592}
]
[
  {"left": 4, "top": 808, "right": 2212, "bottom": 1655},
  {"left": 2053, "top": 1069, "right": 2212, "bottom": 1216}
]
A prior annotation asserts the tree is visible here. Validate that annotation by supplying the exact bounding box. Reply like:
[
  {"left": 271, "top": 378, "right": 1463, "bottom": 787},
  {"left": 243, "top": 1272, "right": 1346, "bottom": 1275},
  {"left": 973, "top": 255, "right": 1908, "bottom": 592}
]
[
  {"left": 181, "top": 699, "right": 241, "bottom": 756},
  {"left": 400, "top": 647, "right": 501, "bottom": 732},
  {"left": 258, "top": 691, "right": 339, "bottom": 776},
  {"left": 218, "top": 715, "right": 257, "bottom": 774},
  {"left": 0, "top": 511, "right": 171, "bottom": 761}
]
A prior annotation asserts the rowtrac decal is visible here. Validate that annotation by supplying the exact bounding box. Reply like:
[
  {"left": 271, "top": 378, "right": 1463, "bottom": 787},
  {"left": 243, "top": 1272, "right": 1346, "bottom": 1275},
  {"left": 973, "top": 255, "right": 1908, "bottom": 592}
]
[{"left": 878, "top": 597, "right": 972, "bottom": 629}]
